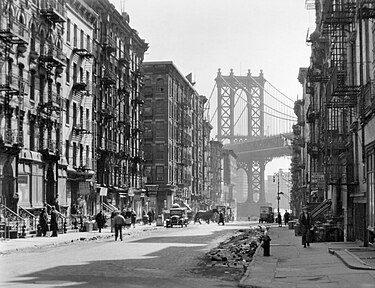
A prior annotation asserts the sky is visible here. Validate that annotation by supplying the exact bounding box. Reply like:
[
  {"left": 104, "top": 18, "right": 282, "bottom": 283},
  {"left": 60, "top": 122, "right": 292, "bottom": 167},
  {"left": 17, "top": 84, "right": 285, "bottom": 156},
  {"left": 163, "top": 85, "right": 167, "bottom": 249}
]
[{"left": 112, "top": 0, "right": 314, "bottom": 176}]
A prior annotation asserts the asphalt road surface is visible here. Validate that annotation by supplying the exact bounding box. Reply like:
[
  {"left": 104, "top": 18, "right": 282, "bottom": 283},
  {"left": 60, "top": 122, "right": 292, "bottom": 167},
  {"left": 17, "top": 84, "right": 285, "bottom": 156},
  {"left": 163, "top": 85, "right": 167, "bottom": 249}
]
[{"left": 0, "top": 221, "right": 252, "bottom": 288}]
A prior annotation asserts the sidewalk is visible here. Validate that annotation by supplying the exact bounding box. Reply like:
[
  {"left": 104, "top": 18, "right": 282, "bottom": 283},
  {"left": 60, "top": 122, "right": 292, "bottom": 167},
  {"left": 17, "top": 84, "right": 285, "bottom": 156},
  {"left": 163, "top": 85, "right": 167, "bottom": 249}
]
[
  {"left": 239, "top": 226, "right": 375, "bottom": 288},
  {"left": 0, "top": 224, "right": 162, "bottom": 255}
]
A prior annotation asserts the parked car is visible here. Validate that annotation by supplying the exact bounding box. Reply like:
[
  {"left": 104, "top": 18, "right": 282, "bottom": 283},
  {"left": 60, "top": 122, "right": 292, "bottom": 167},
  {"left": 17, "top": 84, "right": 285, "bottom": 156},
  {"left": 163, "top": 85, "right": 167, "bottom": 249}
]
[
  {"left": 165, "top": 207, "right": 188, "bottom": 228},
  {"left": 259, "top": 206, "right": 274, "bottom": 223}
]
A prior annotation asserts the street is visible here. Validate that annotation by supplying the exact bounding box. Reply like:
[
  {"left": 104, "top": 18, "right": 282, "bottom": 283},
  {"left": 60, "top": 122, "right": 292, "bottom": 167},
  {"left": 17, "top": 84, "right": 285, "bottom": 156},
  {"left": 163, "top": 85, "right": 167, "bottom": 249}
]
[{"left": 0, "top": 222, "right": 252, "bottom": 288}]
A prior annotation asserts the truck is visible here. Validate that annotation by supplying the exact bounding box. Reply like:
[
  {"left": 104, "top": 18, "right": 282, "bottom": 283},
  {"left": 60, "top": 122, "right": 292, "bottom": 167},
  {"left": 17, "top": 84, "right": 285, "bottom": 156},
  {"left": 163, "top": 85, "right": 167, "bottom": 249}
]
[{"left": 259, "top": 206, "right": 274, "bottom": 223}]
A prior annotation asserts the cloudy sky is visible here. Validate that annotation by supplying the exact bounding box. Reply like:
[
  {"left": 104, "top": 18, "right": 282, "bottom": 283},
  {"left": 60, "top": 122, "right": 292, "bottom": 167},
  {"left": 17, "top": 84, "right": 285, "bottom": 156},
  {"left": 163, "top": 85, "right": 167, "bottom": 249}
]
[{"left": 112, "top": 0, "right": 314, "bottom": 174}]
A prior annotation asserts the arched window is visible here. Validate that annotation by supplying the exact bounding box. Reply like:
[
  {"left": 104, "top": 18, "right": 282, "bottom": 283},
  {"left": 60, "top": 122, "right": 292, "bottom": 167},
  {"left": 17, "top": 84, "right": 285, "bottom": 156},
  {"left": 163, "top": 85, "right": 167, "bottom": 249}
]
[
  {"left": 40, "top": 30, "right": 45, "bottom": 54},
  {"left": 30, "top": 24, "right": 36, "bottom": 52}
]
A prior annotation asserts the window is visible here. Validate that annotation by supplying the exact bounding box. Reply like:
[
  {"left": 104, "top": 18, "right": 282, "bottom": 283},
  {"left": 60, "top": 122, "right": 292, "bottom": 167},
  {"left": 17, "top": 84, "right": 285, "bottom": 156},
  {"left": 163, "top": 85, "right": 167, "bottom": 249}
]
[
  {"left": 80, "top": 144, "right": 83, "bottom": 167},
  {"left": 30, "top": 70, "right": 35, "bottom": 101},
  {"left": 66, "top": 19, "right": 70, "bottom": 43},
  {"left": 155, "top": 100, "right": 164, "bottom": 115},
  {"left": 65, "top": 140, "right": 70, "bottom": 162},
  {"left": 30, "top": 120, "right": 35, "bottom": 150},
  {"left": 39, "top": 76, "right": 45, "bottom": 103},
  {"left": 73, "top": 63, "right": 77, "bottom": 83},
  {"left": 156, "top": 144, "right": 164, "bottom": 160},
  {"left": 73, "top": 142, "right": 77, "bottom": 167},
  {"left": 87, "top": 35, "right": 90, "bottom": 51},
  {"left": 31, "top": 24, "right": 36, "bottom": 52},
  {"left": 79, "top": 67, "right": 83, "bottom": 83},
  {"left": 73, "top": 24, "right": 77, "bottom": 47},
  {"left": 368, "top": 148, "right": 375, "bottom": 229},
  {"left": 86, "top": 108, "right": 89, "bottom": 128},
  {"left": 86, "top": 145, "right": 89, "bottom": 167},
  {"left": 80, "top": 30, "right": 84, "bottom": 49},
  {"left": 156, "top": 166, "right": 164, "bottom": 181},
  {"left": 66, "top": 99, "right": 70, "bottom": 124},
  {"left": 73, "top": 102, "right": 77, "bottom": 126},
  {"left": 66, "top": 59, "right": 70, "bottom": 82}
]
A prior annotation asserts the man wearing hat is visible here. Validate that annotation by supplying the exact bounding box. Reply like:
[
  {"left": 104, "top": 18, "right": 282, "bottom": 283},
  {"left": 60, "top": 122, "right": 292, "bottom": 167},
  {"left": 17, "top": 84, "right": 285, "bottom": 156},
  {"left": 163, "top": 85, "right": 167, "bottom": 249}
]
[{"left": 299, "top": 206, "right": 312, "bottom": 248}]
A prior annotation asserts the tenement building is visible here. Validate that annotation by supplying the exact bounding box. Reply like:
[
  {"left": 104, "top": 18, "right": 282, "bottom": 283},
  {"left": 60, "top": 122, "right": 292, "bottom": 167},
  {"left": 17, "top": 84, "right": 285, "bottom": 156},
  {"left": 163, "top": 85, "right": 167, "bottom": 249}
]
[
  {"left": 291, "top": 1, "right": 375, "bottom": 246},
  {"left": 142, "top": 61, "right": 210, "bottom": 217},
  {"left": 0, "top": 0, "right": 148, "bottom": 234}
]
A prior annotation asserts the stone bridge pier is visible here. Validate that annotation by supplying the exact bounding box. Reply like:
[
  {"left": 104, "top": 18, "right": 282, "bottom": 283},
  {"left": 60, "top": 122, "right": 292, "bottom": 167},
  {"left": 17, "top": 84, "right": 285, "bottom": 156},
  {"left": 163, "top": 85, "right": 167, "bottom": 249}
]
[{"left": 237, "top": 159, "right": 271, "bottom": 220}]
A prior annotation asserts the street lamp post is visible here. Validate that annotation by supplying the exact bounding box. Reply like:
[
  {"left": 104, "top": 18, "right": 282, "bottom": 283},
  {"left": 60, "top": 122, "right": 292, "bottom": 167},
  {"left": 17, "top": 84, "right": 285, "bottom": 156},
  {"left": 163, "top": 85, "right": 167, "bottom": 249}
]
[{"left": 277, "top": 174, "right": 280, "bottom": 217}]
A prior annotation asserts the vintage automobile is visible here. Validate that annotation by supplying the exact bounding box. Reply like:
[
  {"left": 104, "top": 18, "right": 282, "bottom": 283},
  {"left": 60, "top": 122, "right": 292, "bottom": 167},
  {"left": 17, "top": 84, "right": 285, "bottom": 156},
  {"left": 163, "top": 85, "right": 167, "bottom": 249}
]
[{"left": 165, "top": 207, "right": 188, "bottom": 228}]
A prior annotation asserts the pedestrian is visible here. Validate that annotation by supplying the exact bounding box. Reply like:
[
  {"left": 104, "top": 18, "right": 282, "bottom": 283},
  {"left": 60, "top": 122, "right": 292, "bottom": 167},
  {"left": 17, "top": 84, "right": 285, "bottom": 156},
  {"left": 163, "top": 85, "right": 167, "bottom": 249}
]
[
  {"left": 194, "top": 212, "right": 201, "bottom": 224},
  {"left": 124, "top": 208, "right": 132, "bottom": 229},
  {"left": 142, "top": 209, "right": 148, "bottom": 225},
  {"left": 147, "top": 210, "right": 153, "bottom": 225},
  {"left": 277, "top": 213, "right": 282, "bottom": 227},
  {"left": 95, "top": 210, "right": 106, "bottom": 233},
  {"left": 218, "top": 211, "right": 225, "bottom": 225},
  {"left": 50, "top": 206, "right": 59, "bottom": 237},
  {"left": 54, "top": 198, "right": 60, "bottom": 212},
  {"left": 113, "top": 211, "right": 126, "bottom": 241},
  {"left": 284, "top": 210, "right": 290, "bottom": 226},
  {"left": 131, "top": 209, "right": 137, "bottom": 228},
  {"left": 299, "top": 206, "right": 312, "bottom": 248},
  {"left": 39, "top": 208, "right": 49, "bottom": 237},
  {"left": 261, "top": 227, "right": 271, "bottom": 256}
]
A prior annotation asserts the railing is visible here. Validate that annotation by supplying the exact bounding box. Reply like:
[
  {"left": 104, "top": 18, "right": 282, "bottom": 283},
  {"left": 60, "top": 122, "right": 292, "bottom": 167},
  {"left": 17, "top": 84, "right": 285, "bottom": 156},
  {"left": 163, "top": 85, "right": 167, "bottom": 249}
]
[
  {"left": 102, "top": 202, "right": 116, "bottom": 218},
  {"left": 0, "top": 128, "right": 23, "bottom": 146},
  {"left": 40, "top": 0, "right": 67, "bottom": 21},
  {"left": 100, "top": 33, "right": 116, "bottom": 50},
  {"left": 39, "top": 139, "right": 61, "bottom": 155},
  {"left": 45, "top": 203, "right": 67, "bottom": 233},
  {"left": 361, "top": 79, "right": 375, "bottom": 116},
  {"left": 18, "top": 206, "right": 37, "bottom": 233},
  {"left": 0, "top": 72, "right": 20, "bottom": 92},
  {"left": 0, "top": 204, "right": 25, "bottom": 238},
  {"left": 40, "top": 44, "right": 66, "bottom": 64},
  {"left": 0, "top": 16, "right": 30, "bottom": 43}
]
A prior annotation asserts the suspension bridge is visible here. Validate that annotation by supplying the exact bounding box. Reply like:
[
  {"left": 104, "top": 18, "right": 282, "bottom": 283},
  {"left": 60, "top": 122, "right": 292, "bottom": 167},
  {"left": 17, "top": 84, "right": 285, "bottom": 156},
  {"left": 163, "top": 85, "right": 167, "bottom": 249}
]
[{"left": 206, "top": 68, "right": 297, "bottom": 218}]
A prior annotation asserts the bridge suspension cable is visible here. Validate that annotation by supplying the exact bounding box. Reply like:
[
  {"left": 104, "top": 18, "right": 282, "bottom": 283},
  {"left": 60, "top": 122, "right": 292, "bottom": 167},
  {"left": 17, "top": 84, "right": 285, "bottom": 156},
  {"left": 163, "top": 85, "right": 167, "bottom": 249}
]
[{"left": 219, "top": 76, "right": 296, "bottom": 121}]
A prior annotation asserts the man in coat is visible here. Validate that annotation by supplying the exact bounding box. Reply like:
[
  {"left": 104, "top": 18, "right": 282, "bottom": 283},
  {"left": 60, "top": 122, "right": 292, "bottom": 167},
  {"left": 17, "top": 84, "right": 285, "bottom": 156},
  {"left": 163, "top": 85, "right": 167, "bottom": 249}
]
[
  {"left": 39, "top": 208, "right": 49, "bottom": 236},
  {"left": 299, "top": 206, "right": 312, "bottom": 248},
  {"left": 50, "top": 206, "right": 59, "bottom": 237},
  {"left": 113, "top": 211, "right": 126, "bottom": 241},
  {"left": 95, "top": 211, "right": 106, "bottom": 233}
]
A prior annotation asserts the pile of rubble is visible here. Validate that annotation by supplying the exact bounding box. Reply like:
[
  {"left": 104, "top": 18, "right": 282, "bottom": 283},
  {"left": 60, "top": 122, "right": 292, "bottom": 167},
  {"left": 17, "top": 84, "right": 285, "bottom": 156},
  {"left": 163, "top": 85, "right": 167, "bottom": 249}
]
[{"left": 205, "top": 226, "right": 264, "bottom": 270}]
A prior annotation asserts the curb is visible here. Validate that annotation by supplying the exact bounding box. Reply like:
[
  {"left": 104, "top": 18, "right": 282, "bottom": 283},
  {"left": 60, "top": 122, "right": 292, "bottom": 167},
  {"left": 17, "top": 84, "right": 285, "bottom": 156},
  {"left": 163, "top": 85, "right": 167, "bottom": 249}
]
[{"left": 329, "top": 248, "right": 375, "bottom": 270}]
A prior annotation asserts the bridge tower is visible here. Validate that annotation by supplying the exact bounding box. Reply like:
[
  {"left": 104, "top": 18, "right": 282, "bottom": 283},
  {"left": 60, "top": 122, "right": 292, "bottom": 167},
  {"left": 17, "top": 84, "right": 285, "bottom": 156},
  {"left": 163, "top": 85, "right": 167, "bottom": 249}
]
[{"left": 215, "top": 69, "right": 270, "bottom": 218}]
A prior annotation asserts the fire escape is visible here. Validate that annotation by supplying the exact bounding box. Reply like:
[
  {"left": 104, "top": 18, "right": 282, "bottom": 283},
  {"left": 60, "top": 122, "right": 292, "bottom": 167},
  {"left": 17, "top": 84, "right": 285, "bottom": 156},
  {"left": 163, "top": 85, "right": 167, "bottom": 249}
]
[
  {"left": 0, "top": 0, "right": 29, "bottom": 211},
  {"left": 97, "top": 29, "right": 117, "bottom": 188},
  {"left": 37, "top": 0, "right": 66, "bottom": 205},
  {"left": 71, "top": 36, "right": 94, "bottom": 173},
  {"left": 358, "top": 2, "right": 375, "bottom": 126},
  {"left": 320, "top": 0, "right": 359, "bottom": 190},
  {"left": 130, "top": 68, "right": 145, "bottom": 189},
  {"left": 116, "top": 54, "right": 131, "bottom": 190},
  {"left": 176, "top": 93, "right": 192, "bottom": 201}
]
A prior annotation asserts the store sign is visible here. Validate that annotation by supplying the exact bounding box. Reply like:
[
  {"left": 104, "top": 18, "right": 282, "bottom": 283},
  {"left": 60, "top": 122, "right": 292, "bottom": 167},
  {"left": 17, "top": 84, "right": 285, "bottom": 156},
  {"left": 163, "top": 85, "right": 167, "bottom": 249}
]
[
  {"left": 128, "top": 188, "right": 135, "bottom": 197},
  {"left": 99, "top": 187, "right": 108, "bottom": 196},
  {"left": 145, "top": 185, "right": 159, "bottom": 196},
  {"left": 311, "top": 172, "right": 325, "bottom": 189},
  {"left": 79, "top": 182, "right": 91, "bottom": 195}
]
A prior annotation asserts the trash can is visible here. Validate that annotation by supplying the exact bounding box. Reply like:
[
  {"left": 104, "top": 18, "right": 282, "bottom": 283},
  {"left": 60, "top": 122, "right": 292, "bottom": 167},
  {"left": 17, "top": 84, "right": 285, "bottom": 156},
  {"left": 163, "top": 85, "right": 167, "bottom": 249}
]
[
  {"left": 294, "top": 223, "right": 301, "bottom": 236},
  {"left": 288, "top": 220, "right": 295, "bottom": 230},
  {"left": 84, "top": 222, "right": 93, "bottom": 232},
  {"left": 156, "top": 215, "right": 164, "bottom": 226}
]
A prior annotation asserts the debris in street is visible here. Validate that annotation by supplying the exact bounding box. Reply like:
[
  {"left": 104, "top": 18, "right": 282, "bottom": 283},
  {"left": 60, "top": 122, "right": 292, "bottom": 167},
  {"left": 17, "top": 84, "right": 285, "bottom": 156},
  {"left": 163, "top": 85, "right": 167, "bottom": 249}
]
[{"left": 204, "top": 227, "right": 263, "bottom": 270}]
